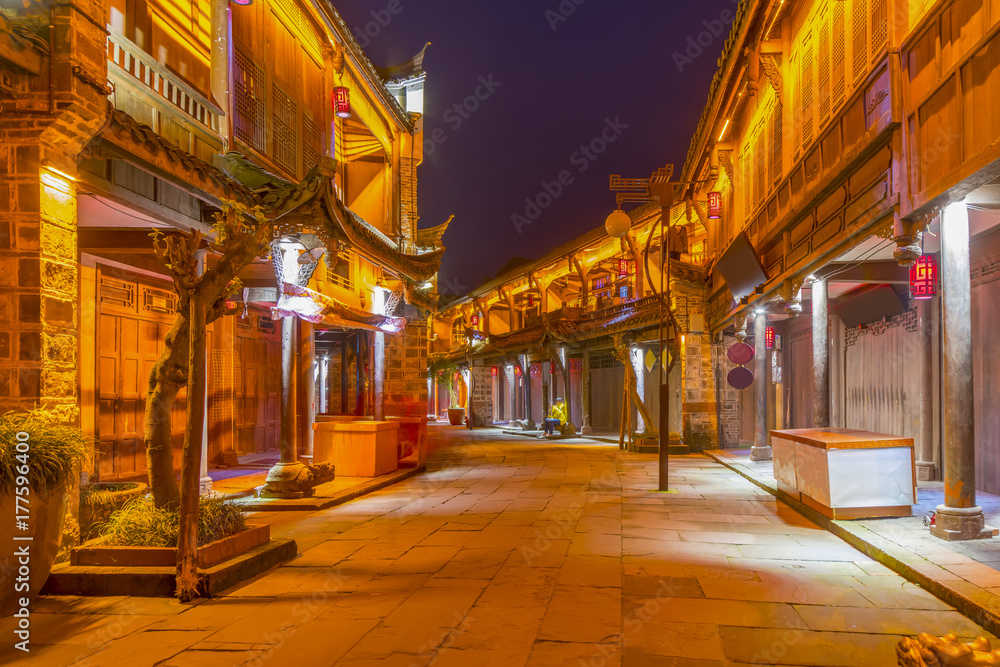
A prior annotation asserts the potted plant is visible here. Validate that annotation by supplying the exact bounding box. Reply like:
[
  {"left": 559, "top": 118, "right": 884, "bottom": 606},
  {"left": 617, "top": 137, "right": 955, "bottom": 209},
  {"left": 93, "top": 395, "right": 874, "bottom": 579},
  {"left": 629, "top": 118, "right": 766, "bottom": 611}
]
[
  {"left": 0, "top": 410, "right": 89, "bottom": 616},
  {"left": 430, "top": 358, "right": 465, "bottom": 425},
  {"left": 79, "top": 481, "right": 148, "bottom": 540}
]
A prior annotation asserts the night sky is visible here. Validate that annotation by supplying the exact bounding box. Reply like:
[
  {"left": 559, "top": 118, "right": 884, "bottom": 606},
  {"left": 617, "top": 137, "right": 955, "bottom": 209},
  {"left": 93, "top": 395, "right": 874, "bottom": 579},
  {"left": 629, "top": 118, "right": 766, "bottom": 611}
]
[{"left": 337, "top": 0, "right": 739, "bottom": 294}]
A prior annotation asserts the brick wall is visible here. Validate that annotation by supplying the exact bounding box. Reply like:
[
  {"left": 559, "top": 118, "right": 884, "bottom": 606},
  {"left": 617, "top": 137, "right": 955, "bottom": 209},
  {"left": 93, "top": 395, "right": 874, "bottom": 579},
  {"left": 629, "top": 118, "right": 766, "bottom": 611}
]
[
  {"left": 0, "top": 0, "right": 110, "bottom": 419},
  {"left": 384, "top": 315, "right": 428, "bottom": 417},
  {"left": 400, "top": 157, "right": 418, "bottom": 252}
]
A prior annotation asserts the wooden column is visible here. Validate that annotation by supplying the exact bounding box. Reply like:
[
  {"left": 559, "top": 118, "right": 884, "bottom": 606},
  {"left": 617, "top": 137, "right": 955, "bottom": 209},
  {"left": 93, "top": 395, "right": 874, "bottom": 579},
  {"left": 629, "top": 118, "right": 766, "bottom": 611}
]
[
  {"left": 812, "top": 279, "right": 830, "bottom": 427},
  {"left": 581, "top": 350, "right": 593, "bottom": 434},
  {"left": 374, "top": 331, "right": 385, "bottom": 420},
  {"left": 561, "top": 348, "right": 572, "bottom": 429},
  {"left": 194, "top": 250, "right": 212, "bottom": 494},
  {"left": 751, "top": 313, "right": 772, "bottom": 461},
  {"left": 297, "top": 320, "right": 314, "bottom": 462},
  {"left": 521, "top": 355, "right": 533, "bottom": 424},
  {"left": 931, "top": 202, "right": 992, "bottom": 540},
  {"left": 340, "top": 336, "right": 349, "bottom": 414},
  {"left": 506, "top": 365, "right": 516, "bottom": 423},
  {"left": 279, "top": 316, "right": 298, "bottom": 464},
  {"left": 916, "top": 298, "right": 937, "bottom": 481},
  {"left": 355, "top": 333, "right": 365, "bottom": 416}
]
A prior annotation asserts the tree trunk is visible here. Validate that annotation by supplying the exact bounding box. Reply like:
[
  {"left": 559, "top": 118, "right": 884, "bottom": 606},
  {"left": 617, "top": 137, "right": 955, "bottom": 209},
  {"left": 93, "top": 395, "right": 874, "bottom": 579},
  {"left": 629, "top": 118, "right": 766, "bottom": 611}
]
[
  {"left": 144, "top": 316, "right": 189, "bottom": 509},
  {"left": 176, "top": 294, "right": 206, "bottom": 601}
]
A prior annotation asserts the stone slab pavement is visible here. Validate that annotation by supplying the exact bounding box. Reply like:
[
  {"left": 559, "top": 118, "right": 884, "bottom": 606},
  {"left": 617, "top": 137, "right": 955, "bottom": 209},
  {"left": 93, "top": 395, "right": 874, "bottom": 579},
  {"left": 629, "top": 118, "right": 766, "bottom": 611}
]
[{"left": 1, "top": 426, "right": 993, "bottom": 666}]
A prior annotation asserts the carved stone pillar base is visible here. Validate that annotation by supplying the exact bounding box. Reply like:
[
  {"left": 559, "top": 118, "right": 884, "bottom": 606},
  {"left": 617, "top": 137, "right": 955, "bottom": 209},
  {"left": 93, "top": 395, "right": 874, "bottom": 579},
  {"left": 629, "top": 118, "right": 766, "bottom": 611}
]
[
  {"left": 199, "top": 476, "right": 213, "bottom": 496},
  {"left": 750, "top": 445, "right": 772, "bottom": 462},
  {"left": 581, "top": 425, "right": 594, "bottom": 435},
  {"left": 259, "top": 461, "right": 313, "bottom": 499},
  {"left": 930, "top": 505, "right": 997, "bottom": 541}
]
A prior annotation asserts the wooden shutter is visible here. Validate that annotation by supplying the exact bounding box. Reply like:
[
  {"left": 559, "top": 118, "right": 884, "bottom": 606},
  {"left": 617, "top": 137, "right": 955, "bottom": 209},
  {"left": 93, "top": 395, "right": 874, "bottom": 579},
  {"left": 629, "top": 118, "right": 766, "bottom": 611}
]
[
  {"left": 853, "top": 0, "right": 868, "bottom": 82},
  {"left": 771, "top": 100, "right": 783, "bottom": 184},
  {"left": 871, "top": 0, "right": 887, "bottom": 57},
  {"left": 801, "top": 33, "right": 814, "bottom": 148},
  {"left": 818, "top": 3, "right": 831, "bottom": 125},
  {"left": 272, "top": 83, "right": 298, "bottom": 174},
  {"left": 831, "top": 1, "right": 846, "bottom": 109},
  {"left": 755, "top": 124, "right": 766, "bottom": 208},
  {"left": 233, "top": 45, "right": 266, "bottom": 153}
]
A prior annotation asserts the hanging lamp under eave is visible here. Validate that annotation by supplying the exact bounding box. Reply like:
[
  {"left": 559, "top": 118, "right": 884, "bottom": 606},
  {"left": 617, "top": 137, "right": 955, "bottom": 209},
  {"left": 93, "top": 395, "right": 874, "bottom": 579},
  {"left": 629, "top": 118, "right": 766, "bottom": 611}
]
[{"left": 910, "top": 254, "right": 937, "bottom": 300}]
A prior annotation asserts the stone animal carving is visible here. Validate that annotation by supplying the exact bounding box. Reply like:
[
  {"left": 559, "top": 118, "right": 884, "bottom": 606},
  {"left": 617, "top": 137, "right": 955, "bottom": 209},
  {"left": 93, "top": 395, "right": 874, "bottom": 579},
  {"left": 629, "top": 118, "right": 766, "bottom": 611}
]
[{"left": 898, "top": 634, "right": 1000, "bottom": 666}]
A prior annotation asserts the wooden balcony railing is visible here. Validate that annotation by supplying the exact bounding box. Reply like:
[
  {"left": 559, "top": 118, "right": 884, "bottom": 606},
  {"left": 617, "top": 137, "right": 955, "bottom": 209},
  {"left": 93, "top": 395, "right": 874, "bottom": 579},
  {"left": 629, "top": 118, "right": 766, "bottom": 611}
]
[{"left": 106, "top": 32, "right": 225, "bottom": 160}]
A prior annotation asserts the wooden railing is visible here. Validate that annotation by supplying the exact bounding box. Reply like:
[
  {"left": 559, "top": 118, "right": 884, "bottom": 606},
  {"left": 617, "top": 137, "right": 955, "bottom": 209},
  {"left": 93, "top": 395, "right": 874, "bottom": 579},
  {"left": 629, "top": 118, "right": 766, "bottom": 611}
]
[{"left": 106, "top": 31, "right": 225, "bottom": 158}]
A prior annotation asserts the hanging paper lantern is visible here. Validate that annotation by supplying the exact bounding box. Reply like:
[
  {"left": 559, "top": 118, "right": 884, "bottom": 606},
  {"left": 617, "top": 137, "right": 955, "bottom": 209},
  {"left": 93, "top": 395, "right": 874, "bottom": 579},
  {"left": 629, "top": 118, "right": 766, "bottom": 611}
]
[
  {"left": 618, "top": 258, "right": 629, "bottom": 279},
  {"left": 707, "top": 191, "right": 722, "bottom": 219},
  {"left": 765, "top": 326, "right": 775, "bottom": 350},
  {"left": 514, "top": 365, "right": 522, "bottom": 377},
  {"left": 910, "top": 255, "right": 937, "bottom": 300},
  {"left": 491, "top": 366, "right": 498, "bottom": 377},
  {"left": 333, "top": 87, "right": 351, "bottom": 118},
  {"left": 470, "top": 312, "right": 479, "bottom": 326},
  {"left": 528, "top": 294, "right": 534, "bottom": 307},
  {"left": 605, "top": 209, "right": 631, "bottom": 238}
]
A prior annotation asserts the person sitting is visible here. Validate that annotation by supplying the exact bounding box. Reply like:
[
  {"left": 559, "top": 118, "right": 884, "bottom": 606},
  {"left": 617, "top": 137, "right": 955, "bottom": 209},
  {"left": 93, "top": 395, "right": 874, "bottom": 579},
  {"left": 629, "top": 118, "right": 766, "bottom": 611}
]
[{"left": 539, "top": 398, "right": 567, "bottom": 438}]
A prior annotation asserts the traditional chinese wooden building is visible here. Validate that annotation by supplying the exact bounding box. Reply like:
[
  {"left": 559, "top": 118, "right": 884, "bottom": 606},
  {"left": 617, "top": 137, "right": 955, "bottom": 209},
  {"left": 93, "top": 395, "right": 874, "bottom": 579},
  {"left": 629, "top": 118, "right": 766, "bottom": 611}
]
[
  {"left": 429, "top": 193, "right": 720, "bottom": 451},
  {"left": 683, "top": 0, "right": 1000, "bottom": 539},
  {"left": 1, "top": 0, "right": 442, "bottom": 488}
]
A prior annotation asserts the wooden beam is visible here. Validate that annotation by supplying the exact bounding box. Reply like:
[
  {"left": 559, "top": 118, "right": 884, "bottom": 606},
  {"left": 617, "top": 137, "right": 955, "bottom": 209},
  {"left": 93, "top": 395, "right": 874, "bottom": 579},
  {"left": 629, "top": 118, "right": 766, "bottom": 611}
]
[{"left": 817, "top": 260, "right": 909, "bottom": 284}]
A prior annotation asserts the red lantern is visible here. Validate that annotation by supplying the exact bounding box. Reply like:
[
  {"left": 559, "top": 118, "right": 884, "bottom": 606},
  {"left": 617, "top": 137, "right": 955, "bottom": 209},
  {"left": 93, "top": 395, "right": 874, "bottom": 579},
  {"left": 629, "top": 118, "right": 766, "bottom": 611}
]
[
  {"left": 765, "top": 326, "right": 775, "bottom": 350},
  {"left": 618, "top": 258, "right": 629, "bottom": 279},
  {"left": 225, "top": 300, "right": 237, "bottom": 310},
  {"left": 470, "top": 313, "right": 479, "bottom": 326},
  {"left": 910, "top": 255, "right": 937, "bottom": 300},
  {"left": 333, "top": 87, "right": 351, "bottom": 119},
  {"left": 491, "top": 366, "right": 498, "bottom": 377},
  {"left": 528, "top": 294, "right": 534, "bottom": 307},
  {"left": 514, "top": 365, "right": 522, "bottom": 377},
  {"left": 707, "top": 191, "right": 722, "bottom": 219},
  {"left": 231, "top": 0, "right": 253, "bottom": 5}
]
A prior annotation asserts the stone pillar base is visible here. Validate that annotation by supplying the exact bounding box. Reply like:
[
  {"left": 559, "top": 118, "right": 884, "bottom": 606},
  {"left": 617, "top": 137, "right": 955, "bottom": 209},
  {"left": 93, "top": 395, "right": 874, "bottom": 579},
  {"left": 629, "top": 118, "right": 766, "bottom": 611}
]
[
  {"left": 915, "top": 461, "right": 938, "bottom": 482},
  {"left": 199, "top": 476, "right": 213, "bottom": 496},
  {"left": 930, "top": 505, "right": 998, "bottom": 541},
  {"left": 581, "top": 425, "right": 593, "bottom": 435},
  {"left": 750, "top": 445, "right": 772, "bottom": 462}
]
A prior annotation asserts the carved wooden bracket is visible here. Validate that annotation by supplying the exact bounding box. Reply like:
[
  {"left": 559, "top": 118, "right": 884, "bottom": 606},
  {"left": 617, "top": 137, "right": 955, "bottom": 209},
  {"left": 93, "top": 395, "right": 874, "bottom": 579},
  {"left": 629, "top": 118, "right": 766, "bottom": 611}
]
[
  {"left": 760, "top": 54, "right": 782, "bottom": 95},
  {"left": 718, "top": 150, "right": 734, "bottom": 181}
]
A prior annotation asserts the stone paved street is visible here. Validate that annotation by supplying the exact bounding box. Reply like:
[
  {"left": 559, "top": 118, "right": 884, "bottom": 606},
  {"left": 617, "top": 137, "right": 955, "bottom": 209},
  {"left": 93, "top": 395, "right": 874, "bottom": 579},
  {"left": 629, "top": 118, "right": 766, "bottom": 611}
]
[{"left": 3, "top": 425, "right": 991, "bottom": 666}]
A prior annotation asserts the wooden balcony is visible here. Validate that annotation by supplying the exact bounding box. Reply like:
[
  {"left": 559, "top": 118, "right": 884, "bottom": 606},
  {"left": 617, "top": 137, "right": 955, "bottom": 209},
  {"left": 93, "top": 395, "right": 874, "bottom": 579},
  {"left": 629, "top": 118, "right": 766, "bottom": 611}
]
[{"left": 106, "top": 32, "right": 226, "bottom": 164}]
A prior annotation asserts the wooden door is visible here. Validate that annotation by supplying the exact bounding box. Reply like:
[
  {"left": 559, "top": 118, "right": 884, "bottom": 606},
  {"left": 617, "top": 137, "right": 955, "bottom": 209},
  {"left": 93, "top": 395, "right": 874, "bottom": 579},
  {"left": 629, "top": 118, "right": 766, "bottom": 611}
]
[{"left": 234, "top": 314, "right": 281, "bottom": 456}]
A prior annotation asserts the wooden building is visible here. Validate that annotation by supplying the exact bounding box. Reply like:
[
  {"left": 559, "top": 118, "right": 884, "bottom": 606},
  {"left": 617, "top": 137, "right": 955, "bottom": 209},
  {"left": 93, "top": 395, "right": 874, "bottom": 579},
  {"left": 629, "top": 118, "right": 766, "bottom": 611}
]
[
  {"left": 1, "top": 0, "right": 442, "bottom": 488},
  {"left": 681, "top": 0, "right": 1000, "bottom": 540}
]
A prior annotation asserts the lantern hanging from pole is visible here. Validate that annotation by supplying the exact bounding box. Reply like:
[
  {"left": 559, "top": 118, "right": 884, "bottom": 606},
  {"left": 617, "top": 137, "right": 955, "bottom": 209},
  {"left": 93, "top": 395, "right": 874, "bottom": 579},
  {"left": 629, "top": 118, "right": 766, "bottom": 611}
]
[
  {"left": 491, "top": 366, "right": 498, "bottom": 377},
  {"left": 515, "top": 365, "right": 522, "bottom": 377},
  {"left": 707, "top": 191, "right": 722, "bottom": 219},
  {"left": 618, "top": 258, "right": 629, "bottom": 279},
  {"left": 333, "top": 86, "right": 351, "bottom": 118},
  {"left": 910, "top": 254, "right": 937, "bottom": 300},
  {"left": 231, "top": 0, "right": 253, "bottom": 5},
  {"left": 470, "top": 312, "right": 479, "bottom": 326},
  {"left": 528, "top": 294, "right": 534, "bottom": 307},
  {"left": 605, "top": 209, "right": 631, "bottom": 238},
  {"left": 765, "top": 326, "right": 775, "bottom": 350}
]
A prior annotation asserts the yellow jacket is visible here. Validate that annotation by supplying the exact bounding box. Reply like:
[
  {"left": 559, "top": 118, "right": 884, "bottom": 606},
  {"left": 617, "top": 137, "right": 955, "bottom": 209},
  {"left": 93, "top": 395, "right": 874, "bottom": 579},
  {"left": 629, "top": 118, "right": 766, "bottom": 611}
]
[{"left": 548, "top": 402, "right": 567, "bottom": 425}]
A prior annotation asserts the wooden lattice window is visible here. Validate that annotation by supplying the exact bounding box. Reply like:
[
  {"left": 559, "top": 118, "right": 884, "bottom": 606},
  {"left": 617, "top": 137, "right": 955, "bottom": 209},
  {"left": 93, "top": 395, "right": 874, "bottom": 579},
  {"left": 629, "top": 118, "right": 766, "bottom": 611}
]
[
  {"left": 853, "top": 0, "right": 868, "bottom": 82},
  {"left": 303, "top": 113, "right": 322, "bottom": 172},
  {"left": 743, "top": 145, "right": 753, "bottom": 220},
  {"left": 770, "top": 100, "right": 783, "bottom": 184},
  {"left": 801, "top": 33, "right": 814, "bottom": 148},
  {"left": 754, "top": 123, "right": 766, "bottom": 209},
  {"left": 272, "top": 84, "right": 298, "bottom": 173},
  {"left": 818, "top": 4, "right": 831, "bottom": 125},
  {"left": 831, "top": 1, "right": 846, "bottom": 108},
  {"left": 234, "top": 46, "right": 266, "bottom": 153},
  {"left": 870, "top": 0, "right": 887, "bottom": 57}
]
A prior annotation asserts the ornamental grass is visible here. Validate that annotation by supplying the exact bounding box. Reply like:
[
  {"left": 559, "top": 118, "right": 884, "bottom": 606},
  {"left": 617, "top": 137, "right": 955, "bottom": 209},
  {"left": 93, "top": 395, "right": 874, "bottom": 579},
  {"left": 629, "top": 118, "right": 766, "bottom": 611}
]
[
  {"left": 0, "top": 409, "right": 90, "bottom": 495},
  {"left": 95, "top": 495, "right": 248, "bottom": 548}
]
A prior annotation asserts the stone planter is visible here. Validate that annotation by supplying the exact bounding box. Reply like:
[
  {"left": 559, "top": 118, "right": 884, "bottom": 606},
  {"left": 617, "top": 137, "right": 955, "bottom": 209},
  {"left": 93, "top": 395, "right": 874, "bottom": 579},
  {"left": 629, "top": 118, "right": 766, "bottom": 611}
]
[
  {"left": 447, "top": 407, "right": 466, "bottom": 426},
  {"left": 71, "top": 525, "right": 270, "bottom": 569},
  {"left": 79, "top": 482, "right": 147, "bottom": 540},
  {"left": 0, "top": 485, "right": 69, "bottom": 616}
]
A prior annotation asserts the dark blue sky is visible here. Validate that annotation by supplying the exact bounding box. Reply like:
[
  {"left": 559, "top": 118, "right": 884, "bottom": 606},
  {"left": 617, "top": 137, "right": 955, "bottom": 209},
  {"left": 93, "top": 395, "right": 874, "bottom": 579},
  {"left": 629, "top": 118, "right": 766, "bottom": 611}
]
[{"left": 337, "top": 0, "right": 738, "bottom": 293}]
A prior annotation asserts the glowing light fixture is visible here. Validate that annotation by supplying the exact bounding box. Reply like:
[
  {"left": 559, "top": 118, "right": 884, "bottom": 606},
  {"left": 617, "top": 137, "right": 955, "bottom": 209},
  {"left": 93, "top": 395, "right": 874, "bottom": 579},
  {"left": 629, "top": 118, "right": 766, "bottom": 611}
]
[
  {"left": 605, "top": 209, "right": 631, "bottom": 238},
  {"left": 765, "top": 326, "right": 775, "bottom": 349},
  {"left": 232, "top": 0, "right": 253, "bottom": 5},
  {"left": 469, "top": 312, "right": 479, "bottom": 326},
  {"left": 618, "top": 258, "right": 629, "bottom": 279},
  {"left": 514, "top": 365, "right": 522, "bottom": 377},
  {"left": 718, "top": 119, "right": 731, "bottom": 141},
  {"left": 707, "top": 192, "right": 722, "bottom": 219},
  {"left": 491, "top": 366, "right": 498, "bottom": 377},
  {"left": 333, "top": 87, "right": 351, "bottom": 118},
  {"left": 910, "top": 255, "right": 937, "bottom": 300}
]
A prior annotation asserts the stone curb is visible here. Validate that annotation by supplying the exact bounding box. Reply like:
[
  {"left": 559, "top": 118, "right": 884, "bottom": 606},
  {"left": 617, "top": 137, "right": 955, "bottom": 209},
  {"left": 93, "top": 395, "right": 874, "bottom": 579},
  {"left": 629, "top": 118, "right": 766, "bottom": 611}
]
[
  {"left": 705, "top": 450, "right": 1000, "bottom": 638},
  {"left": 234, "top": 466, "right": 425, "bottom": 512}
]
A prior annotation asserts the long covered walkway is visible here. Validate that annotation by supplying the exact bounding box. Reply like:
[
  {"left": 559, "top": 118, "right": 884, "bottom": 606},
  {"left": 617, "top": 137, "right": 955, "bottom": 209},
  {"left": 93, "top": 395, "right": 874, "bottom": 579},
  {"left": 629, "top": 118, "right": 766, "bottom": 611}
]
[{"left": 5, "top": 426, "right": 990, "bottom": 666}]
